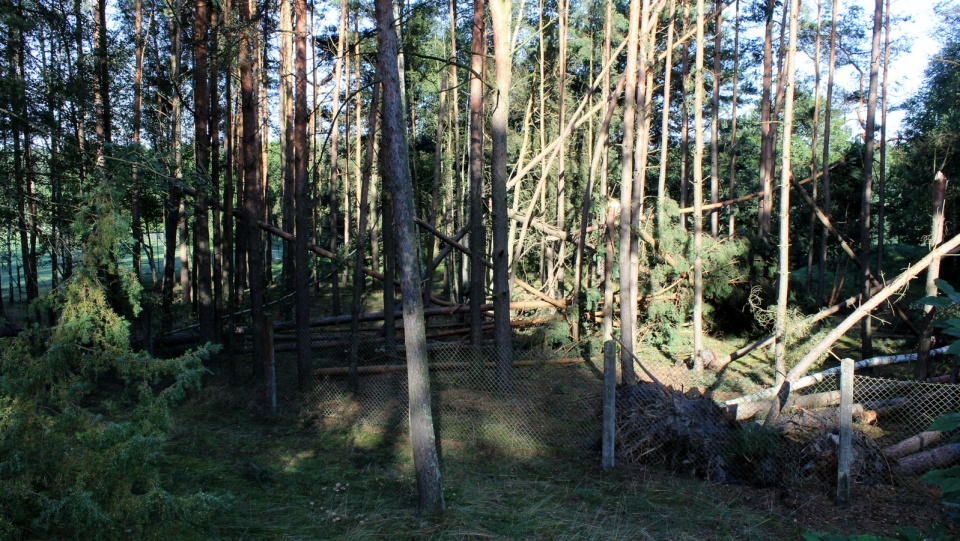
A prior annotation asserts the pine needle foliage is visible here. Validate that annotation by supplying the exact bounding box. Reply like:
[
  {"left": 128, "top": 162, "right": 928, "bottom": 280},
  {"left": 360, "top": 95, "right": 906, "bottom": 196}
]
[{"left": 0, "top": 184, "right": 225, "bottom": 540}]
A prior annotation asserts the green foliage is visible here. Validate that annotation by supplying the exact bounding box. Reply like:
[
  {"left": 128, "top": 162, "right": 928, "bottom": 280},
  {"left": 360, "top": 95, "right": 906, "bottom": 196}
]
[
  {"left": 0, "top": 183, "right": 225, "bottom": 539},
  {"left": 921, "top": 411, "right": 960, "bottom": 527}
]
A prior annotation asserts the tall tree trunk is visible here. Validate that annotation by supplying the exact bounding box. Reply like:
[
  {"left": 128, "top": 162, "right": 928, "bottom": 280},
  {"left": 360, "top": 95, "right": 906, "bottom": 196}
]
[
  {"left": 817, "top": 0, "right": 839, "bottom": 305},
  {"left": 806, "top": 0, "right": 823, "bottom": 296},
  {"left": 239, "top": 0, "right": 266, "bottom": 381},
  {"left": 294, "top": 0, "right": 310, "bottom": 390},
  {"left": 163, "top": 1, "right": 184, "bottom": 330},
  {"left": 658, "top": 0, "right": 676, "bottom": 238},
  {"left": 692, "top": 0, "right": 705, "bottom": 370},
  {"left": 758, "top": 0, "right": 775, "bottom": 240},
  {"left": 374, "top": 0, "right": 445, "bottom": 513},
  {"left": 918, "top": 171, "right": 948, "bottom": 381},
  {"left": 490, "top": 0, "right": 515, "bottom": 387},
  {"left": 678, "top": 7, "right": 690, "bottom": 230},
  {"left": 728, "top": 0, "right": 740, "bottom": 238},
  {"left": 424, "top": 67, "right": 448, "bottom": 304},
  {"left": 280, "top": 0, "right": 295, "bottom": 299},
  {"left": 861, "top": 0, "right": 883, "bottom": 359},
  {"left": 877, "top": 0, "right": 891, "bottom": 273},
  {"left": 194, "top": 0, "right": 215, "bottom": 342},
  {"left": 774, "top": 0, "right": 800, "bottom": 386},
  {"left": 709, "top": 0, "right": 722, "bottom": 239},
  {"left": 555, "top": 0, "right": 569, "bottom": 299},
  {"left": 329, "top": 0, "right": 349, "bottom": 316},
  {"left": 468, "top": 0, "right": 486, "bottom": 346},
  {"left": 619, "top": 0, "right": 643, "bottom": 385},
  {"left": 132, "top": 0, "right": 145, "bottom": 284},
  {"left": 350, "top": 83, "right": 380, "bottom": 388},
  {"left": 601, "top": 0, "right": 614, "bottom": 343}
]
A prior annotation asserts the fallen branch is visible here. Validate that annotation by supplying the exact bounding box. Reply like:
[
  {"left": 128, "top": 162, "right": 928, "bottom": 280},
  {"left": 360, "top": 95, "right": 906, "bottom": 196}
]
[
  {"left": 313, "top": 356, "right": 586, "bottom": 377},
  {"left": 760, "top": 233, "right": 960, "bottom": 424},
  {"left": 897, "top": 443, "right": 960, "bottom": 476},
  {"left": 722, "top": 346, "right": 951, "bottom": 407},
  {"left": 884, "top": 431, "right": 945, "bottom": 460}
]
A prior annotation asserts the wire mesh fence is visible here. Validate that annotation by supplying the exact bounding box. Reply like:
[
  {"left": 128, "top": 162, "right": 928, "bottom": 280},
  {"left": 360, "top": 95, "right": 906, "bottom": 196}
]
[
  {"left": 213, "top": 326, "right": 605, "bottom": 457},
  {"left": 610, "top": 341, "right": 960, "bottom": 488},
  {"left": 211, "top": 324, "right": 960, "bottom": 490}
]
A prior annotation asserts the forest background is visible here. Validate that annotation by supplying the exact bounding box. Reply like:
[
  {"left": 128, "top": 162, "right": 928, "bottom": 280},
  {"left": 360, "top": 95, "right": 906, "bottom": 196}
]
[{"left": 2, "top": 0, "right": 960, "bottom": 535}]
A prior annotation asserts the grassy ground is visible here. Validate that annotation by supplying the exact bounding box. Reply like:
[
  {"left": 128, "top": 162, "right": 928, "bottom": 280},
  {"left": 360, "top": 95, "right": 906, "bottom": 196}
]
[{"left": 154, "top": 389, "right": 811, "bottom": 541}]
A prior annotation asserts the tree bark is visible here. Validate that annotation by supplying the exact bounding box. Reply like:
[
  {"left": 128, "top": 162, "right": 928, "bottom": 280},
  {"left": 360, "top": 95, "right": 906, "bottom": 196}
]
[
  {"left": 773, "top": 0, "right": 800, "bottom": 386},
  {"left": 239, "top": 0, "right": 266, "bottom": 381},
  {"left": 374, "top": 0, "right": 445, "bottom": 513},
  {"left": 468, "top": 0, "right": 486, "bottom": 346},
  {"left": 818, "top": 0, "right": 839, "bottom": 306},
  {"left": 758, "top": 0, "right": 775, "bottom": 240},
  {"left": 692, "top": 0, "right": 706, "bottom": 370},
  {"left": 490, "top": 0, "right": 514, "bottom": 387},
  {"left": 861, "top": 0, "right": 884, "bottom": 360},
  {"left": 194, "top": 0, "right": 215, "bottom": 343},
  {"left": 918, "top": 171, "right": 947, "bottom": 381},
  {"left": 619, "top": 0, "right": 643, "bottom": 385},
  {"left": 294, "top": 0, "right": 310, "bottom": 390}
]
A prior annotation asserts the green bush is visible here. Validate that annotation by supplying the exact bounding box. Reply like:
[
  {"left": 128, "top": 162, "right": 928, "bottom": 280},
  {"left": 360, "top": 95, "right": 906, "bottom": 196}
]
[{"left": 0, "top": 186, "right": 226, "bottom": 539}]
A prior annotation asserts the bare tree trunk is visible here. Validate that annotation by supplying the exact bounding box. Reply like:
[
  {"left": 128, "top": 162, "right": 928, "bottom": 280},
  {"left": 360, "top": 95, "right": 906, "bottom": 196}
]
[
  {"left": 709, "top": 0, "right": 722, "bottom": 239},
  {"left": 601, "top": 0, "right": 614, "bottom": 343},
  {"left": 679, "top": 6, "right": 691, "bottom": 231},
  {"left": 132, "top": 0, "right": 145, "bottom": 284},
  {"left": 806, "top": 0, "right": 823, "bottom": 297},
  {"left": 861, "top": 0, "right": 884, "bottom": 360},
  {"left": 163, "top": 3, "right": 184, "bottom": 329},
  {"left": 490, "top": 0, "right": 514, "bottom": 387},
  {"left": 727, "top": 0, "right": 740, "bottom": 238},
  {"left": 877, "top": 0, "right": 891, "bottom": 273},
  {"left": 918, "top": 171, "right": 947, "bottom": 381},
  {"left": 468, "top": 0, "right": 486, "bottom": 346},
  {"left": 619, "top": 0, "right": 643, "bottom": 385},
  {"left": 328, "top": 0, "right": 348, "bottom": 316},
  {"left": 758, "top": 0, "right": 775, "bottom": 240},
  {"left": 374, "top": 0, "right": 445, "bottom": 512},
  {"left": 194, "top": 0, "right": 215, "bottom": 342},
  {"left": 240, "top": 0, "right": 266, "bottom": 381},
  {"left": 774, "top": 0, "right": 800, "bottom": 386},
  {"left": 555, "top": 0, "right": 569, "bottom": 299},
  {"left": 294, "top": 0, "right": 310, "bottom": 390},
  {"left": 658, "top": 0, "right": 676, "bottom": 238},
  {"left": 280, "top": 0, "right": 295, "bottom": 299},
  {"left": 424, "top": 67, "right": 448, "bottom": 304},
  {"left": 692, "top": 0, "right": 706, "bottom": 370},
  {"left": 350, "top": 83, "right": 380, "bottom": 388},
  {"left": 818, "top": 0, "right": 839, "bottom": 305}
]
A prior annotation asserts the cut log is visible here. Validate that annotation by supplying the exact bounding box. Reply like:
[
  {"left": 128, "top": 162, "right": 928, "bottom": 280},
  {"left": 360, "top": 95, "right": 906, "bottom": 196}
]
[
  {"left": 897, "top": 443, "right": 960, "bottom": 476},
  {"left": 883, "top": 431, "right": 944, "bottom": 460},
  {"left": 722, "top": 346, "right": 950, "bottom": 407},
  {"left": 313, "top": 356, "right": 586, "bottom": 377}
]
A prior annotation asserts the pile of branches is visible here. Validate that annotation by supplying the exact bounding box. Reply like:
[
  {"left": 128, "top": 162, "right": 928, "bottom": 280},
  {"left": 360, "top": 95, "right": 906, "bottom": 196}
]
[{"left": 616, "top": 382, "right": 894, "bottom": 487}]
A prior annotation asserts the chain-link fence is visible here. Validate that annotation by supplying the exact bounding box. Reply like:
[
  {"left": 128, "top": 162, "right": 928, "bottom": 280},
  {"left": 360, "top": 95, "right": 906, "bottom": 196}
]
[
  {"left": 610, "top": 339, "right": 960, "bottom": 488},
  {"left": 207, "top": 321, "right": 960, "bottom": 490},
  {"left": 210, "top": 319, "right": 605, "bottom": 457}
]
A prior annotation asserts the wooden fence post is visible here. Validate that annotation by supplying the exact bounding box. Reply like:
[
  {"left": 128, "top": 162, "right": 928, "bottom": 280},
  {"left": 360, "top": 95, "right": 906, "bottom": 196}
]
[
  {"left": 602, "top": 340, "right": 616, "bottom": 471},
  {"left": 837, "top": 357, "right": 854, "bottom": 507},
  {"left": 264, "top": 313, "right": 277, "bottom": 412}
]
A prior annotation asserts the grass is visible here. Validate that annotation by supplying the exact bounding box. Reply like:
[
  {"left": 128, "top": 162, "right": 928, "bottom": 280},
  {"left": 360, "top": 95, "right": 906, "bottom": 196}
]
[{"left": 152, "top": 388, "right": 808, "bottom": 541}]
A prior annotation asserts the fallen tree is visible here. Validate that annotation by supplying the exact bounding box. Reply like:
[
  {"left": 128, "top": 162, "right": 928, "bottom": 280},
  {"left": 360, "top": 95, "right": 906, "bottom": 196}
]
[
  {"left": 721, "top": 346, "right": 951, "bottom": 408},
  {"left": 884, "top": 431, "right": 945, "bottom": 460},
  {"left": 897, "top": 443, "right": 960, "bottom": 476},
  {"left": 312, "top": 356, "right": 586, "bottom": 377}
]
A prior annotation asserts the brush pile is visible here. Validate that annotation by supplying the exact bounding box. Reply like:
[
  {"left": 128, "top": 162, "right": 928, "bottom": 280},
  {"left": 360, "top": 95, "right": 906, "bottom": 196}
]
[{"left": 616, "top": 382, "right": 894, "bottom": 487}]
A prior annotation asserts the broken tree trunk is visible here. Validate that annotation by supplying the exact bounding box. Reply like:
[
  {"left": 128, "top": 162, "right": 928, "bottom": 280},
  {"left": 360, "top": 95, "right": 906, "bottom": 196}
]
[
  {"left": 897, "top": 443, "right": 960, "bottom": 476},
  {"left": 762, "top": 233, "right": 960, "bottom": 425},
  {"left": 884, "top": 431, "right": 944, "bottom": 460},
  {"left": 722, "top": 346, "right": 950, "bottom": 407}
]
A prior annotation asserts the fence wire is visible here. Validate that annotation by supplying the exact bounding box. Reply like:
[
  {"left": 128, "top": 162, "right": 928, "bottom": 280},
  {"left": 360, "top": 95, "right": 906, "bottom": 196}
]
[{"left": 212, "top": 325, "right": 960, "bottom": 488}]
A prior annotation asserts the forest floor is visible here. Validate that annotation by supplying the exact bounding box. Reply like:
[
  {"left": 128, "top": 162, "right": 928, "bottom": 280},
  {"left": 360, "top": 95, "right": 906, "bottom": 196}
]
[{"left": 147, "top": 386, "right": 953, "bottom": 541}]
